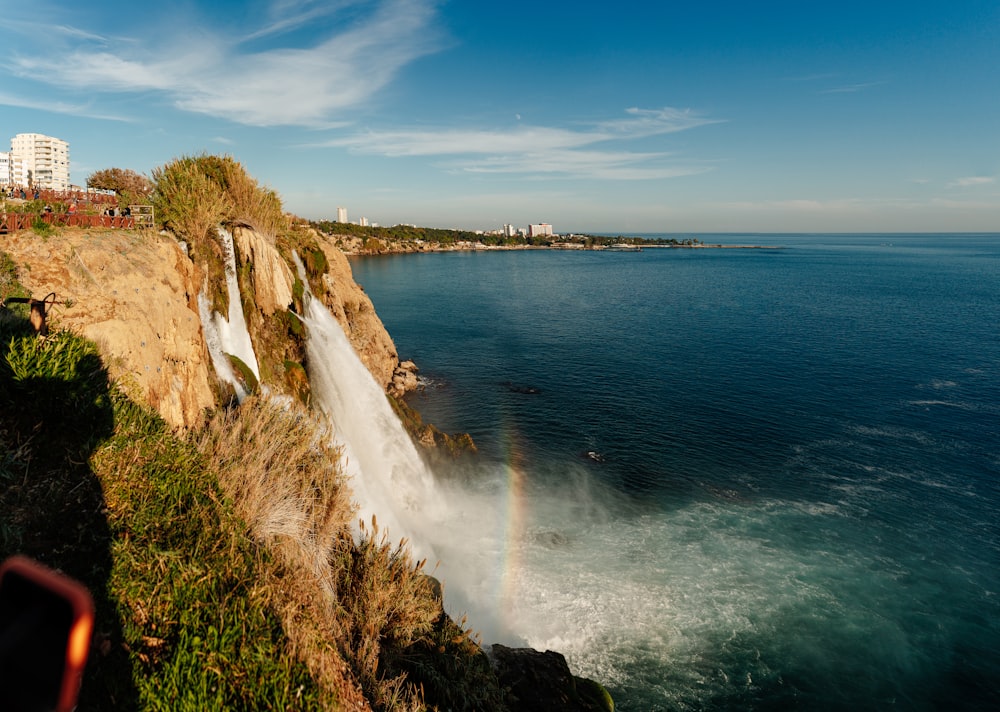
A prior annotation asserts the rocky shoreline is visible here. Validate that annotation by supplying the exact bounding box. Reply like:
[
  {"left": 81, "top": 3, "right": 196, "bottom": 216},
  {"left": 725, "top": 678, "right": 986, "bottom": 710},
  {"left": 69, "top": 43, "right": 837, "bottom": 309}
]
[{"left": 326, "top": 231, "right": 777, "bottom": 256}]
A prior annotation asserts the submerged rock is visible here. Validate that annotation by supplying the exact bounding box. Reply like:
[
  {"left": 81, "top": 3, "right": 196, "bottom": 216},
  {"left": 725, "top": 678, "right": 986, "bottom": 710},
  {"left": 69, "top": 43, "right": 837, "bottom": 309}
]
[{"left": 501, "top": 381, "right": 542, "bottom": 394}]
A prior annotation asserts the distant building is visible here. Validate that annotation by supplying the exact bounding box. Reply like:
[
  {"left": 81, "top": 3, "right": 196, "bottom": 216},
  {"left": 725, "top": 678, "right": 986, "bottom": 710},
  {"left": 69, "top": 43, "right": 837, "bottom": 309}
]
[
  {"left": 528, "top": 223, "right": 553, "bottom": 238},
  {"left": 503, "top": 223, "right": 516, "bottom": 238},
  {"left": 0, "top": 152, "right": 10, "bottom": 187},
  {"left": 336, "top": 206, "right": 348, "bottom": 223},
  {"left": 359, "top": 216, "right": 369, "bottom": 227},
  {"left": 10, "top": 133, "right": 70, "bottom": 190}
]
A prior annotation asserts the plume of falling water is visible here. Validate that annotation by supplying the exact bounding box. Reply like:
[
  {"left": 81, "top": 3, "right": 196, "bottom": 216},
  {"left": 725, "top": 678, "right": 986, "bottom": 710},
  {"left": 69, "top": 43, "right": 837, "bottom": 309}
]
[{"left": 198, "top": 227, "right": 260, "bottom": 401}]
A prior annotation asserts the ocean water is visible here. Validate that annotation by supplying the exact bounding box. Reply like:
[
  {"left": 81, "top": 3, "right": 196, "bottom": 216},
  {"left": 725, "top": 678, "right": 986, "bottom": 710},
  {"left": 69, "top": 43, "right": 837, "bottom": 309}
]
[{"left": 348, "top": 235, "right": 1000, "bottom": 711}]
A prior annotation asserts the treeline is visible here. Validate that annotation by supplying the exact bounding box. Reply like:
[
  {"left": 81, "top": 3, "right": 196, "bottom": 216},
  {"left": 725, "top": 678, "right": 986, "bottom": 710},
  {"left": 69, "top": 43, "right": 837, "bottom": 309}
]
[
  {"left": 312, "top": 219, "right": 702, "bottom": 249},
  {"left": 311, "top": 220, "right": 526, "bottom": 246}
]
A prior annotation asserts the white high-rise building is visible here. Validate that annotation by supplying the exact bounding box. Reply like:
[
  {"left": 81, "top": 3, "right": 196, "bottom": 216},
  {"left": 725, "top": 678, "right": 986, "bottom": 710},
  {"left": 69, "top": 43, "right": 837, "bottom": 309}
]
[
  {"left": 0, "top": 152, "right": 11, "bottom": 188},
  {"left": 10, "top": 133, "right": 70, "bottom": 190},
  {"left": 528, "top": 223, "right": 553, "bottom": 238},
  {"left": 336, "top": 206, "right": 348, "bottom": 223}
]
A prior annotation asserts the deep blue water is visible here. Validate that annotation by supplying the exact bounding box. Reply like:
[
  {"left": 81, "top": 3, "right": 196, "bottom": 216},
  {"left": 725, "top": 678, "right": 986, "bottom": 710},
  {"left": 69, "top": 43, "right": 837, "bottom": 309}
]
[{"left": 349, "top": 235, "right": 1000, "bottom": 711}]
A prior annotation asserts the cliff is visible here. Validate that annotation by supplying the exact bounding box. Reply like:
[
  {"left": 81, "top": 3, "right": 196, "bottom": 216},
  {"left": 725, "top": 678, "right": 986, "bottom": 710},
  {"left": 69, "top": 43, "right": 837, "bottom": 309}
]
[
  {"left": 1, "top": 225, "right": 409, "bottom": 429},
  {"left": 1, "top": 218, "right": 610, "bottom": 711}
]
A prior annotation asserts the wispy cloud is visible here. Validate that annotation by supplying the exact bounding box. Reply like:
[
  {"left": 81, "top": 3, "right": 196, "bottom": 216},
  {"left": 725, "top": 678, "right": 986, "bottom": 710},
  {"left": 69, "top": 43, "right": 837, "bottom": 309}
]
[
  {"left": 449, "top": 150, "right": 713, "bottom": 181},
  {"left": 819, "top": 80, "right": 887, "bottom": 94},
  {"left": 8, "top": 0, "right": 442, "bottom": 127},
  {"left": 242, "top": 0, "right": 366, "bottom": 43},
  {"left": 949, "top": 176, "right": 995, "bottom": 188},
  {"left": 315, "top": 107, "right": 721, "bottom": 180},
  {"left": 0, "top": 91, "right": 133, "bottom": 122}
]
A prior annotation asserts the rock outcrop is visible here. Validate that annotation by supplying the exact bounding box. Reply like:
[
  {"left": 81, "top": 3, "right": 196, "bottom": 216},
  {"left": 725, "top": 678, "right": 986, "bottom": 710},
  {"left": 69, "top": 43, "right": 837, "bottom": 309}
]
[
  {"left": 490, "top": 644, "right": 615, "bottom": 712},
  {"left": 1, "top": 226, "right": 411, "bottom": 429},
  {"left": 1, "top": 229, "right": 216, "bottom": 428}
]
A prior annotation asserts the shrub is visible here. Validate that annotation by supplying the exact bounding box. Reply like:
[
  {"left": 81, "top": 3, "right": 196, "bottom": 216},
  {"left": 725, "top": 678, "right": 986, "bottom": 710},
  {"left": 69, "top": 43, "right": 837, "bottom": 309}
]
[
  {"left": 87, "top": 167, "right": 153, "bottom": 197},
  {"left": 151, "top": 154, "right": 287, "bottom": 243},
  {"left": 151, "top": 155, "right": 230, "bottom": 246}
]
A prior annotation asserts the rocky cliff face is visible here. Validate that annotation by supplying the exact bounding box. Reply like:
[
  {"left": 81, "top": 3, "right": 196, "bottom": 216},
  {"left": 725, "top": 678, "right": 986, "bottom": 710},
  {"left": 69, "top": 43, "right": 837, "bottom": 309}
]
[{"left": 2, "top": 225, "right": 410, "bottom": 429}]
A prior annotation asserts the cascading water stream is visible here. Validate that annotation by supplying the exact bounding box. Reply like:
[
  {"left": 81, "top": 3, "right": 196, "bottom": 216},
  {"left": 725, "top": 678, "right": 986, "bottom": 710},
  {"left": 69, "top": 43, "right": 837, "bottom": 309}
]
[
  {"left": 293, "top": 255, "right": 559, "bottom": 645},
  {"left": 293, "top": 255, "right": 447, "bottom": 563},
  {"left": 198, "top": 227, "right": 260, "bottom": 401}
]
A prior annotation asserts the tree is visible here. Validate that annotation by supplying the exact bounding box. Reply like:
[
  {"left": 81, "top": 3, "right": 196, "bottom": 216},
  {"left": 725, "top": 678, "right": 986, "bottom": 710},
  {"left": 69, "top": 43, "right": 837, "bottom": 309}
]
[{"left": 86, "top": 168, "right": 153, "bottom": 197}]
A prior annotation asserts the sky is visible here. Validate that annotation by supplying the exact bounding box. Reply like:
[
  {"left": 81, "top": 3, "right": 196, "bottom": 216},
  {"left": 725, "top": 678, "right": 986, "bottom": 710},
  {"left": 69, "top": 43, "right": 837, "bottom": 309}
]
[{"left": 1, "top": 0, "right": 998, "bottom": 233}]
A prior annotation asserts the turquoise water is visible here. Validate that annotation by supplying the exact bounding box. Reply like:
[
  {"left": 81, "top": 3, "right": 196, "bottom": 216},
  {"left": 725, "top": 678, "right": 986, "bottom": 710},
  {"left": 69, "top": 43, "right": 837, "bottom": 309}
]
[{"left": 349, "top": 235, "right": 1000, "bottom": 710}]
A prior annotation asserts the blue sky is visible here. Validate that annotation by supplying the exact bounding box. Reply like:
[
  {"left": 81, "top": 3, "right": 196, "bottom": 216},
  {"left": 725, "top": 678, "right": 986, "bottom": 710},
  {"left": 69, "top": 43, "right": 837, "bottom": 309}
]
[{"left": 2, "top": 0, "right": 998, "bottom": 233}]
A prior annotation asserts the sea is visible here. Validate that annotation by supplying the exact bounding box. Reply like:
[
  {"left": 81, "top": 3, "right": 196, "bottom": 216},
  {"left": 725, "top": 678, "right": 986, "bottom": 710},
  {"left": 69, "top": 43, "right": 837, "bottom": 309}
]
[{"left": 347, "top": 234, "right": 1000, "bottom": 711}]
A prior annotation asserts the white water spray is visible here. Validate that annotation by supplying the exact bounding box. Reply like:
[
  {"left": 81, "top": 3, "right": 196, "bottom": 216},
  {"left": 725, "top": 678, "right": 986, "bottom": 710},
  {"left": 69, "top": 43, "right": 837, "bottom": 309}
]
[
  {"left": 293, "top": 255, "right": 448, "bottom": 562},
  {"left": 198, "top": 227, "right": 260, "bottom": 401},
  {"left": 290, "top": 256, "right": 656, "bottom": 655}
]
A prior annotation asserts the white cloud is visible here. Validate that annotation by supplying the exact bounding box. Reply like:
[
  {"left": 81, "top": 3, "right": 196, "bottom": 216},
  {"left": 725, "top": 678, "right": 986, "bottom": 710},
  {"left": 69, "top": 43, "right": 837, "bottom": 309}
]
[
  {"left": 9, "top": 0, "right": 442, "bottom": 127},
  {"left": 316, "top": 107, "right": 720, "bottom": 180},
  {"left": 949, "top": 176, "right": 995, "bottom": 188},
  {"left": 597, "top": 107, "right": 724, "bottom": 136},
  {"left": 818, "top": 81, "right": 887, "bottom": 94},
  {"left": 449, "top": 150, "right": 713, "bottom": 181},
  {"left": 0, "top": 90, "right": 133, "bottom": 122}
]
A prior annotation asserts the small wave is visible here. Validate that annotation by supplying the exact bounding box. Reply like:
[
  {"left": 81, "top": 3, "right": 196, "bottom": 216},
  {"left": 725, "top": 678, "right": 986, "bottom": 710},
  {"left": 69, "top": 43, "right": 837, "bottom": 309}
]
[
  {"left": 415, "top": 375, "right": 445, "bottom": 390},
  {"left": 908, "top": 399, "right": 976, "bottom": 411},
  {"left": 915, "top": 379, "right": 958, "bottom": 390},
  {"left": 850, "top": 424, "right": 935, "bottom": 446}
]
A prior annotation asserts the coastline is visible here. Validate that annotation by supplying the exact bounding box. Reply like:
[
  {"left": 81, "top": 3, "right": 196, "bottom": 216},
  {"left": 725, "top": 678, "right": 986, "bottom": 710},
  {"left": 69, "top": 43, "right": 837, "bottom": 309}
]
[{"left": 334, "top": 237, "right": 780, "bottom": 256}]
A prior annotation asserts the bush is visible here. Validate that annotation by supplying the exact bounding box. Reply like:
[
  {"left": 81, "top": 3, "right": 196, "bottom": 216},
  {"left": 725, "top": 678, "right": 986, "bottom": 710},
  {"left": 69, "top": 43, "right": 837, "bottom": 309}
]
[{"left": 152, "top": 154, "right": 287, "bottom": 244}]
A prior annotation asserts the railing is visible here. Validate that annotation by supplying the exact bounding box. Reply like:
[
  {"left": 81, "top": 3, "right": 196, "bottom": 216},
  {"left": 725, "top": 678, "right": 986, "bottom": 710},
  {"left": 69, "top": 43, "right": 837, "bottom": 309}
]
[
  {"left": 0, "top": 212, "right": 135, "bottom": 233},
  {"left": 3, "top": 188, "right": 121, "bottom": 206}
]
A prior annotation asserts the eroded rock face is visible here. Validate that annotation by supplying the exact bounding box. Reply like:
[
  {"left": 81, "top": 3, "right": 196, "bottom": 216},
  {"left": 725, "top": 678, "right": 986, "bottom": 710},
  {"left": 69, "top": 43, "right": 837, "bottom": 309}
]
[
  {"left": 1, "top": 226, "right": 412, "bottom": 430},
  {"left": 314, "top": 235, "right": 401, "bottom": 391},
  {"left": 232, "top": 225, "right": 294, "bottom": 315},
  {"left": 2, "top": 229, "right": 216, "bottom": 429}
]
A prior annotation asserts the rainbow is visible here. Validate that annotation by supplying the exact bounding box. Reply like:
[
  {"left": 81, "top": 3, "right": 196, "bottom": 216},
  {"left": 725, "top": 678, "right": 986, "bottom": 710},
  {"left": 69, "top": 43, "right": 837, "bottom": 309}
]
[{"left": 498, "top": 427, "right": 529, "bottom": 627}]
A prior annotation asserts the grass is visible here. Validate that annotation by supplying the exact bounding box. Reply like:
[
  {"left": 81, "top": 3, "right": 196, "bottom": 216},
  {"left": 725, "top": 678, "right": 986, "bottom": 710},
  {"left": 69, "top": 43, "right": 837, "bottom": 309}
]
[
  {"left": 0, "top": 322, "right": 326, "bottom": 709},
  {"left": 0, "top": 320, "right": 502, "bottom": 710},
  {"left": 197, "top": 397, "right": 507, "bottom": 711}
]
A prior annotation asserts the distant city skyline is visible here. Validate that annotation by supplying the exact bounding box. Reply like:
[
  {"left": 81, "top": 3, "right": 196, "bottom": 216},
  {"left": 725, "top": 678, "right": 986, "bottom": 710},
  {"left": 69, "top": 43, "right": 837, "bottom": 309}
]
[{"left": 1, "top": 1, "right": 998, "bottom": 233}]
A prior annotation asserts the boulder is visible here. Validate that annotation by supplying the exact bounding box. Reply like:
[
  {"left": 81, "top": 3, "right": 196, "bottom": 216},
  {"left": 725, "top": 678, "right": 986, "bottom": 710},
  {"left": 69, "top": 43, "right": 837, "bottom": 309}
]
[{"left": 489, "top": 644, "right": 614, "bottom": 712}]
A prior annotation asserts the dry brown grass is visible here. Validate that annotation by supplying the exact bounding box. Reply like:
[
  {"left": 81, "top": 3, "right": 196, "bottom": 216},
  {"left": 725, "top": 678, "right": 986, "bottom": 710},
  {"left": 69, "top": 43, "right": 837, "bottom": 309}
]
[
  {"left": 196, "top": 396, "right": 444, "bottom": 711},
  {"left": 219, "top": 159, "right": 289, "bottom": 238}
]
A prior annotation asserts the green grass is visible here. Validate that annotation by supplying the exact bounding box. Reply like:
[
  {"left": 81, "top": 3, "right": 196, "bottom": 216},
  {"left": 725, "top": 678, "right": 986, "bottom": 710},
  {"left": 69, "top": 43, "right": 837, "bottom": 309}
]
[
  {"left": 0, "top": 320, "right": 496, "bottom": 710},
  {"left": 0, "top": 322, "right": 325, "bottom": 709}
]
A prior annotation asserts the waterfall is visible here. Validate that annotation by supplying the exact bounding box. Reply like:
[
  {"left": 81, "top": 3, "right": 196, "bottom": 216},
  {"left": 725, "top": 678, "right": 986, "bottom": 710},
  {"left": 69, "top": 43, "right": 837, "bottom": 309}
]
[
  {"left": 293, "top": 255, "right": 539, "bottom": 644},
  {"left": 198, "top": 227, "right": 260, "bottom": 401},
  {"left": 294, "top": 255, "right": 445, "bottom": 564}
]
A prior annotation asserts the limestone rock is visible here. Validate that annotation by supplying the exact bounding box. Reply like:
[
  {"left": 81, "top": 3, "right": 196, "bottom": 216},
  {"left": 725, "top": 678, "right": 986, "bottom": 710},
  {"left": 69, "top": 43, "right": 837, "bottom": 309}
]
[
  {"left": 313, "top": 233, "right": 405, "bottom": 392},
  {"left": 2, "top": 226, "right": 421, "bottom": 428},
  {"left": 390, "top": 360, "right": 419, "bottom": 397},
  {"left": 1, "top": 229, "right": 215, "bottom": 429},
  {"left": 232, "top": 225, "right": 294, "bottom": 314}
]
